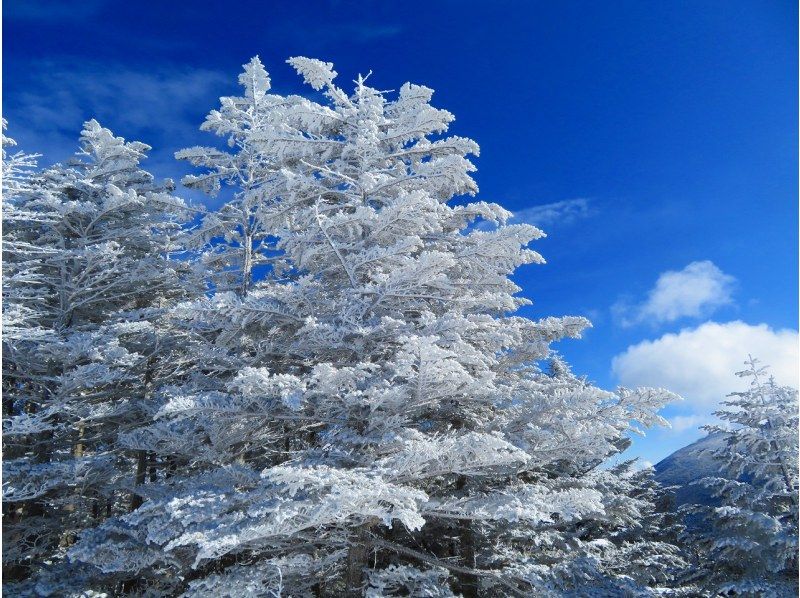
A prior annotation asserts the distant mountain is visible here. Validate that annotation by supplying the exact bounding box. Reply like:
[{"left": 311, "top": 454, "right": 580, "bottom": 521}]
[{"left": 654, "top": 432, "right": 728, "bottom": 508}]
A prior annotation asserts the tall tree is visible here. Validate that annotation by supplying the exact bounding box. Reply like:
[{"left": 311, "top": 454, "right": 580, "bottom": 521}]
[
  {"left": 2, "top": 121, "right": 196, "bottom": 591},
  {"left": 69, "top": 57, "right": 678, "bottom": 596}
]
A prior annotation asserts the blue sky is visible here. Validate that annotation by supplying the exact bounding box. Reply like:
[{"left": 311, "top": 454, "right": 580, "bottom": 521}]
[{"left": 4, "top": 0, "right": 798, "bottom": 464}]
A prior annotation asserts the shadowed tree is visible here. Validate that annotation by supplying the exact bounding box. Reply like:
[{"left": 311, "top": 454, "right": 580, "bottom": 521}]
[{"left": 2, "top": 121, "right": 197, "bottom": 591}]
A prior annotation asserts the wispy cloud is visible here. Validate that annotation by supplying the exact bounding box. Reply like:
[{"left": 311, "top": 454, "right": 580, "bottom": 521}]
[
  {"left": 668, "top": 414, "right": 710, "bottom": 434},
  {"left": 6, "top": 60, "right": 229, "bottom": 166},
  {"left": 513, "top": 198, "right": 592, "bottom": 229},
  {"left": 474, "top": 198, "right": 593, "bottom": 232},
  {"left": 613, "top": 261, "right": 736, "bottom": 327}
]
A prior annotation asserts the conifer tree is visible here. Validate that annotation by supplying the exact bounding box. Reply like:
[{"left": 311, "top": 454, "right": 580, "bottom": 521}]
[
  {"left": 2, "top": 121, "right": 196, "bottom": 591},
  {"left": 69, "top": 57, "right": 680, "bottom": 597},
  {"left": 687, "top": 357, "right": 799, "bottom": 597},
  {"left": 175, "top": 56, "right": 286, "bottom": 296}
]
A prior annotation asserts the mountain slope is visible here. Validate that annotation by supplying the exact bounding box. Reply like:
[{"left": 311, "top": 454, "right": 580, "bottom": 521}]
[{"left": 654, "top": 432, "right": 728, "bottom": 507}]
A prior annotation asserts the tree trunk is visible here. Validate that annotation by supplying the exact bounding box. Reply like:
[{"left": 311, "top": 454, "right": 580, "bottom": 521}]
[
  {"left": 455, "top": 475, "right": 479, "bottom": 597},
  {"left": 56, "top": 425, "right": 88, "bottom": 547},
  {"left": 458, "top": 518, "right": 479, "bottom": 597},
  {"left": 241, "top": 231, "right": 253, "bottom": 296},
  {"left": 345, "top": 525, "right": 371, "bottom": 596},
  {"left": 129, "top": 450, "right": 148, "bottom": 511},
  {"left": 130, "top": 357, "right": 157, "bottom": 511},
  {"left": 148, "top": 451, "right": 158, "bottom": 482},
  {"left": 73, "top": 424, "right": 85, "bottom": 458}
]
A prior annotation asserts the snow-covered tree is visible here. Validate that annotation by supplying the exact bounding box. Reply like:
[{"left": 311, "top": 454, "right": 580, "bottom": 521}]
[
  {"left": 2, "top": 120, "right": 39, "bottom": 196},
  {"left": 685, "top": 357, "right": 799, "bottom": 597},
  {"left": 490, "top": 459, "right": 694, "bottom": 596},
  {"left": 67, "top": 57, "right": 681, "bottom": 597},
  {"left": 175, "top": 55, "right": 298, "bottom": 296},
  {"left": 2, "top": 121, "right": 197, "bottom": 590}
]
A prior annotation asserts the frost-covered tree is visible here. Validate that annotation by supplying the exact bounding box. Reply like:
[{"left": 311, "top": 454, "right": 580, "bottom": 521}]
[
  {"left": 685, "top": 357, "right": 799, "bottom": 597},
  {"left": 65, "top": 57, "right": 679, "bottom": 596},
  {"left": 175, "top": 55, "right": 296, "bottom": 296},
  {"left": 493, "top": 459, "right": 693, "bottom": 596},
  {"left": 2, "top": 125, "right": 46, "bottom": 580},
  {"left": 2, "top": 120, "right": 39, "bottom": 197},
  {"left": 2, "top": 121, "right": 197, "bottom": 590}
]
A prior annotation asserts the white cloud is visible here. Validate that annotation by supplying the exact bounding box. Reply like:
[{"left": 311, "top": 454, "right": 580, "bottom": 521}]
[
  {"left": 668, "top": 414, "right": 711, "bottom": 433},
  {"left": 513, "top": 198, "right": 592, "bottom": 229},
  {"left": 615, "top": 261, "right": 736, "bottom": 327},
  {"left": 612, "top": 320, "right": 799, "bottom": 409}
]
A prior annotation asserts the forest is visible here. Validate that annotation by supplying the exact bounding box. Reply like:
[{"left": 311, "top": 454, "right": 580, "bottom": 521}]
[{"left": 2, "top": 56, "right": 798, "bottom": 597}]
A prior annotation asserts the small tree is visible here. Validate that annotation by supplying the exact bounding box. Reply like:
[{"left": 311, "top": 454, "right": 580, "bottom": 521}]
[
  {"left": 689, "top": 357, "right": 799, "bottom": 596},
  {"left": 175, "top": 56, "right": 295, "bottom": 296}
]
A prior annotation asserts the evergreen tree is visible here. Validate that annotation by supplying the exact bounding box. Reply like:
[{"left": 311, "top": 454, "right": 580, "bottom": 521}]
[
  {"left": 2, "top": 121, "right": 196, "bottom": 592},
  {"left": 686, "top": 357, "right": 798, "bottom": 597},
  {"left": 498, "top": 460, "right": 693, "bottom": 595},
  {"left": 175, "top": 56, "right": 288, "bottom": 296},
  {"left": 69, "top": 57, "right": 679, "bottom": 596}
]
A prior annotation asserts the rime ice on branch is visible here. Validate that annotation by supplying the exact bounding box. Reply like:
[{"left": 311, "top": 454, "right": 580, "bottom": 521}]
[
  {"left": 4, "top": 58, "right": 683, "bottom": 596},
  {"left": 2, "top": 121, "right": 197, "bottom": 589}
]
